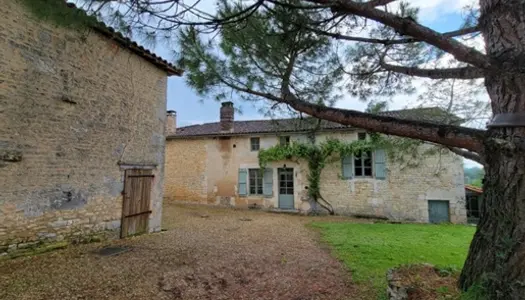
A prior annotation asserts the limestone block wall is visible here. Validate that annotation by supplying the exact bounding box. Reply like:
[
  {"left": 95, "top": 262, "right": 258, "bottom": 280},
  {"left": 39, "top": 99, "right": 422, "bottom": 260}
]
[
  {"left": 164, "top": 134, "right": 307, "bottom": 208},
  {"left": 164, "top": 139, "right": 208, "bottom": 203},
  {"left": 164, "top": 132, "right": 466, "bottom": 223},
  {"left": 0, "top": 2, "right": 168, "bottom": 254},
  {"left": 320, "top": 143, "right": 466, "bottom": 223}
]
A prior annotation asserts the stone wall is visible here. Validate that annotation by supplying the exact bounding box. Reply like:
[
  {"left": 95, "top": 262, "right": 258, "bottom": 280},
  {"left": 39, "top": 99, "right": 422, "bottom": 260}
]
[
  {"left": 0, "top": 2, "right": 168, "bottom": 254},
  {"left": 165, "top": 131, "right": 466, "bottom": 223},
  {"left": 164, "top": 134, "right": 308, "bottom": 209},
  {"left": 164, "top": 139, "right": 208, "bottom": 203},
  {"left": 321, "top": 144, "right": 466, "bottom": 223}
]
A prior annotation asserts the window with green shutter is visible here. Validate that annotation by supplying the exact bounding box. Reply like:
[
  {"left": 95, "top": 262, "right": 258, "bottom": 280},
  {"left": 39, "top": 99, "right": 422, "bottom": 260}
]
[
  {"left": 354, "top": 150, "right": 373, "bottom": 177},
  {"left": 342, "top": 149, "right": 386, "bottom": 180}
]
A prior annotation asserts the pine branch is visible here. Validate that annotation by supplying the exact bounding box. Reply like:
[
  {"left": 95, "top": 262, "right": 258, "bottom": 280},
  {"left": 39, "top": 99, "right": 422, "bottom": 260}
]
[
  {"left": 305, "top": 25, "right": 479, "bottom": 45},
  {"left": 277, "top": 86, "right": 485, "bottom": 151},
  {"left": 447, "top": 147, "right": 484, "bottom": 164},
  {"left": 304, "top": 0, "right": 490, "bottom": 69},
  {"left": 216, "top": 75, "right": 486, "bottom": 152},
  {"left": 379, "top": 63, "right": 485, "bottom": 79},
  {"left": 364, "top": 0, "right": 398, "bottom": 7}
]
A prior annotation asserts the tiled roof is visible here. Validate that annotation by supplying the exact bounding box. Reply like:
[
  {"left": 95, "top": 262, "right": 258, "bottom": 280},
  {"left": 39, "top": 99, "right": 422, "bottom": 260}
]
[
  {"left": 64, "top": 2, "right": 183, "bottom": 76},
  {"left": 169, "top": 107, "right": 461, "bottom": 138},
  {"left": 465, "top": 185, "right": 483, "bottom": 194}
]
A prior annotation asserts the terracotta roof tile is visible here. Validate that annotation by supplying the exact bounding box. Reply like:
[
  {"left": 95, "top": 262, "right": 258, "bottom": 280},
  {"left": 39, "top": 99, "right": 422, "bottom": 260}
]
[
  {"left": 465, "top": 185, "right": 483, "bottom": 194},
  {"left": 169, "top": 107, "right": 460, "bottom": 138}
]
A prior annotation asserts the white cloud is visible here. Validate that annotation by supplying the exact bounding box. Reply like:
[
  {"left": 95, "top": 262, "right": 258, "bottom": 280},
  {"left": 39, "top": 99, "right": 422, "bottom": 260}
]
[{"left": 394, "top": 0, "right": 478, "bottom": 22}]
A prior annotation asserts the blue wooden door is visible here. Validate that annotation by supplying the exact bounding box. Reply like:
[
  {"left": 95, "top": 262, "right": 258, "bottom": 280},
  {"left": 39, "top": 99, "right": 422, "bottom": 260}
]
[
  {"left": 278, "top": 168, "right": 294, "bottom": 209},
  {"left": 428, "top": 200, "right": 450, "bottom": 223}
]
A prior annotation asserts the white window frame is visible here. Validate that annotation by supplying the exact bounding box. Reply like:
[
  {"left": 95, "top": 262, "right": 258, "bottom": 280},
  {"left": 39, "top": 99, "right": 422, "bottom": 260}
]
[
  {"left": 248, "top": 168, "right": 263, "bottom": 195},
  {"left": 354, "top": 150, "right": 374, "bottom": 178},
  {"left": 250, "top": 137, "right": 260, "bottom": 151}
]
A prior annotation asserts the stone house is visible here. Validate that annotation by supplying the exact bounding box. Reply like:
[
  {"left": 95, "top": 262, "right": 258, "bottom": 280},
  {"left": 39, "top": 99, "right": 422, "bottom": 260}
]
[
  {"left": 164, "top": 102, "right": 467, "bottom": 223},
  {"left": 0, "top": 1, "right": 182, "bottom": 254}
]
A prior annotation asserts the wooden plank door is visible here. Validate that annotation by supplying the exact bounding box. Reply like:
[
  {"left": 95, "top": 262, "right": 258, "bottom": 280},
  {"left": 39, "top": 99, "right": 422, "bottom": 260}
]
[{"left": 121, "top": 169, "right": 154, "bottom": 238}]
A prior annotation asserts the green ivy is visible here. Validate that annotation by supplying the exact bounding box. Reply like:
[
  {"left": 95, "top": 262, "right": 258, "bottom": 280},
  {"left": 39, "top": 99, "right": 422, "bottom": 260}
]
[
  {"left": 258, "top": 133, "right": 445, "bottom": 214},
  {"left": 258, "top": 137, "right": 385, "bottom": 214}
]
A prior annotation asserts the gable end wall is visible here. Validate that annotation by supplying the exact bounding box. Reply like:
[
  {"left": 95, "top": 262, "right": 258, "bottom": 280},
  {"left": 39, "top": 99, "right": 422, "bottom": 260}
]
[{"left": 0, "top": 2, "right": 168, "bottom": 252}]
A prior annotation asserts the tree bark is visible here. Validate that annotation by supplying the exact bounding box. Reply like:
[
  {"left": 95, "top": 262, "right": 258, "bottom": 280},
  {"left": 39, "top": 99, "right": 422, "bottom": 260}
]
[{"left": 459, "top": 0, "right": 525, "bottom": 298}]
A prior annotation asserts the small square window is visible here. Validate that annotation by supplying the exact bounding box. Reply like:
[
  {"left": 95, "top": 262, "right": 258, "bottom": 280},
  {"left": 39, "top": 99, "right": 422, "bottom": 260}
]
[
  {"left": 358, "top": 132, "right": 367, "bottom": 140},
  {"left": 279, "top": 136, "right": 290, "bottom": 146},
  {"left": 250, "top": 137, "right": 260, "bottom": 151}
]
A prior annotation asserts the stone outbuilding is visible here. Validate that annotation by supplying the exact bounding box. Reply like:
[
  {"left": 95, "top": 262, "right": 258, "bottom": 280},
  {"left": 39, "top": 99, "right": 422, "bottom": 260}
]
[
  {"left": 465, "top": 185, "right": 482, "bottom": 224},
  {"left": 0, "top": 1, "right": 182, "bottom": 255},
  {"left": 164, "top": 102, "right": 467, "bottom": 223}
]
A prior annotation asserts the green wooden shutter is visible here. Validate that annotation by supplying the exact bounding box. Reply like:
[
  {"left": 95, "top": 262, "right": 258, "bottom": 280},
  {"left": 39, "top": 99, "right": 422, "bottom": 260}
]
[
  {"left": 238, "top": 169, "right": 247, "bottom": 196},
  {"left": 341, "top": 156, "right": 353, "bottom": 179},
  {"left": 263, "top": 168, "right": 273, "bottom": 197},
  {"left": 374, "top": 149, "right": 386, "bottom": 180}
]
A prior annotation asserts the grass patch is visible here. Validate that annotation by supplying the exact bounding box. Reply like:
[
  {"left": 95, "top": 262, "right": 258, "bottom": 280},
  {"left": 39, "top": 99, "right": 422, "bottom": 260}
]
[{"left": 310, "top": 222, "right": 475, "bottom": 297}]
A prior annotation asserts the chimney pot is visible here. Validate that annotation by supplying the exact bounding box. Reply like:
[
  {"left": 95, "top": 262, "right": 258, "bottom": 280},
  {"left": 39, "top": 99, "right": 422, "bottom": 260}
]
[
  {"left": 166, "top": 110, "right": 177, "bottom": 135},
  {"left": 220, "top": 102, "right": 234, "bottom": 132}
]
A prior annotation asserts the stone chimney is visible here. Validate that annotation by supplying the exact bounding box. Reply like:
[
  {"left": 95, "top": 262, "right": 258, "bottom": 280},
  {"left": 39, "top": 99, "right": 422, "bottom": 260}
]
[
  {"left": 220, "top": 102, "right": 234, "bottom": 132},
  {"left": 166, "top": 110, "right": 177, "bottom": 135}
]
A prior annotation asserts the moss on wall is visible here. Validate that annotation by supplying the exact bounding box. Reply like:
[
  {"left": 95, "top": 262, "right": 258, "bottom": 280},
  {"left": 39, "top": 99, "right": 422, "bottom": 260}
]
[{"left": 18, "top": 0, "right": 97, "bottom": 30}]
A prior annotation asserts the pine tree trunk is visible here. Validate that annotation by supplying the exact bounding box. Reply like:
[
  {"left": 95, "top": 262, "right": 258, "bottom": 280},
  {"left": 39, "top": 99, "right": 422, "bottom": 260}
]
[{"left": 459, "top": 0, "right": 525, "bottom": 298}]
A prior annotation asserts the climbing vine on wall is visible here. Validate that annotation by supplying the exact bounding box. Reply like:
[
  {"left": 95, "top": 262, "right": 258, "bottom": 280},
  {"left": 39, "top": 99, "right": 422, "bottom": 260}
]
[
  {"left": 258, "top": 136, "right": 385, "bottom": 215},
  {"left": 258, "top": 133, "right": 447, "bottom": 215}
]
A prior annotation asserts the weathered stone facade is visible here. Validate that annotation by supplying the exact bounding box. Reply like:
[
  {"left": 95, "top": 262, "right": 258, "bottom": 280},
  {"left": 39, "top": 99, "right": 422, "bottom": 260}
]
[
  {"left": 165, "top": 127, "right": 466, "bottom": 223},
  {"left": 0, "top": 2, "right": 177, "bottom": 255}
]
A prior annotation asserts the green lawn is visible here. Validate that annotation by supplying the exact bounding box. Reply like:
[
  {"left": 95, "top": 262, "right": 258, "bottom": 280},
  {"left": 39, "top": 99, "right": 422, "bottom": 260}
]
[{"left": 311, "top": 222, "right": 476, "bottom": 294}]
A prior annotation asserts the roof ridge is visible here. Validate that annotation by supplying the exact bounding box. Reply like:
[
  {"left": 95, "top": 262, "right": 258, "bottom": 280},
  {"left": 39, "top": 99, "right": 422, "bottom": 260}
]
[
  {"left": 171, "top": 106, "right": 461, "bottom": 138},
  {"left": 177, "top": 117, "right": 330, "bottom": 129},
  {"left": 176, "top": 106, "right": 450, "bottom": 129}
]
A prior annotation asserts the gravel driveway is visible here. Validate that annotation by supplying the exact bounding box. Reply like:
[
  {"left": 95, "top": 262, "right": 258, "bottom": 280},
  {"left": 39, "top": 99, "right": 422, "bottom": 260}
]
[{"left": 0, "top": 203, "right": 354, "bottom": 300}]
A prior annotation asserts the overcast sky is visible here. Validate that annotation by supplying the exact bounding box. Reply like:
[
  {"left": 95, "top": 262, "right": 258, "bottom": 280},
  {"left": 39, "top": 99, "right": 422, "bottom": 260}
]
[
  {"left": 159, "top": 1, "right": 479, "bottom": 124},
  {"left": 147, "top": 0, "right": 484, "bottom": 168}
]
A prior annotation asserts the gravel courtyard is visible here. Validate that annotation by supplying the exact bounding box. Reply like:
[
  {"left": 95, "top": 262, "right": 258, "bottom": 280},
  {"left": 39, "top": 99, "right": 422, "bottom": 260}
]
[{"left": 0, "top": 203, "right": 355, "bottom": 300}]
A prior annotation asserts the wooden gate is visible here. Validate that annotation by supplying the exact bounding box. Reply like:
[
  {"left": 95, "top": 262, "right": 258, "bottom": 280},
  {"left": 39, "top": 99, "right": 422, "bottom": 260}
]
[{"left": 121, "top": 169, "right": 154, "bottom": 238}]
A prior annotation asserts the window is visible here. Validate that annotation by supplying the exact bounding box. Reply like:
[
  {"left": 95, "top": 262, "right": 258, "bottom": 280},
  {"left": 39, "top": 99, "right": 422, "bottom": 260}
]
[
  {"left": 279, "top": 136, "right": 290, "bottom": 146},
  {"left": 354, "top": 150, "right": 373, "bottom": 177},
  {"left": 249, "top": 169, "right": 263, "bottom": 195},
  {"left": 250, "top": 137, "right": 260, "bottom": 151},
  {"left": 358, "top": 132, "right": 367, "bottom": 140}
]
